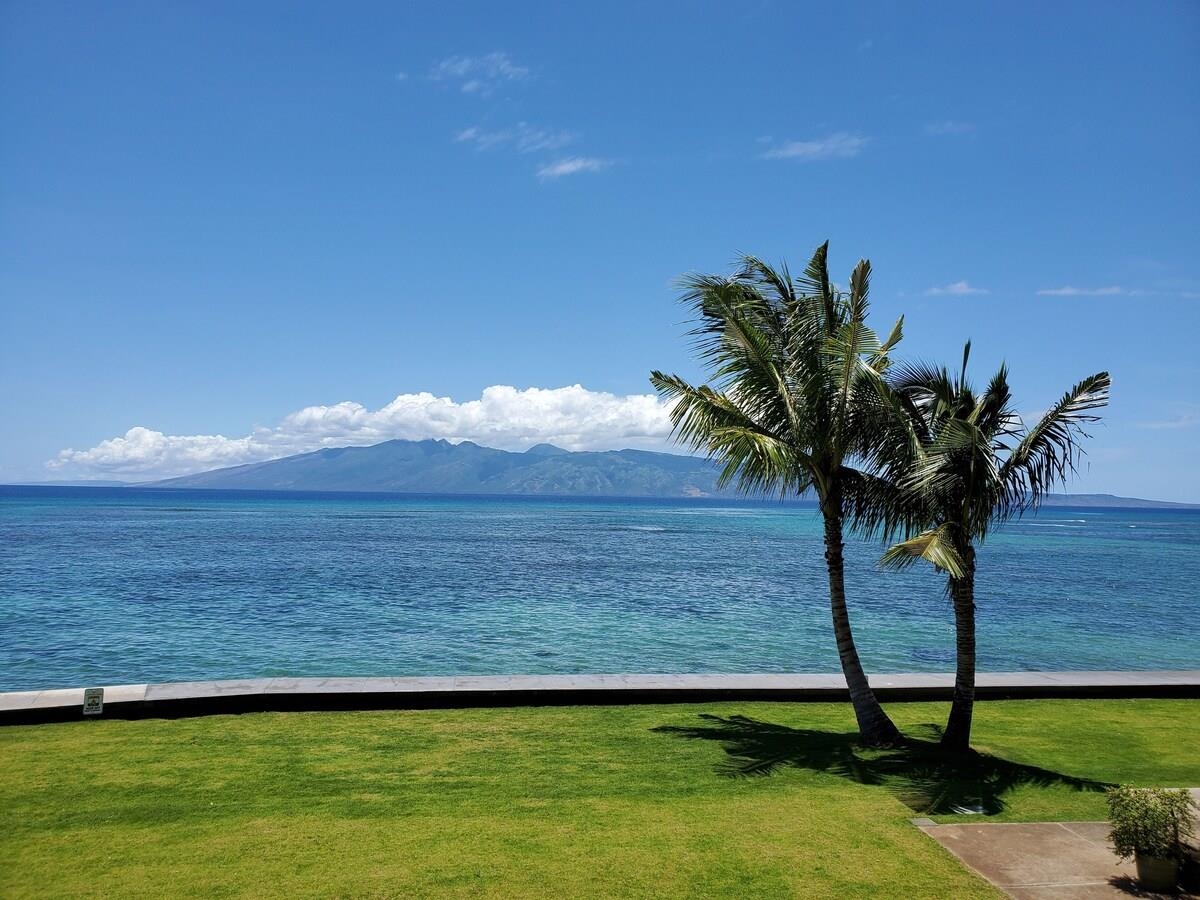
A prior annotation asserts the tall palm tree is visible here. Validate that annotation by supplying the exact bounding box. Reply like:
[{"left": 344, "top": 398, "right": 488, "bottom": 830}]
[
  {"left": 879, "top": 343, "right": 1110, "bottom": 752},
  {"left": 650, "top": 242, "right": 905, "bottom": 746}
]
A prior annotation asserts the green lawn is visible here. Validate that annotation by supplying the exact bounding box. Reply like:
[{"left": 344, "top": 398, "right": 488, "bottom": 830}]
[{"left": 1, "top": 699, "right": 1196, "bottom": 899}]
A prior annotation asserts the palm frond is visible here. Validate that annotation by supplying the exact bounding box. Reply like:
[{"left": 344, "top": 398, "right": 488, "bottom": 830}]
[
  {"left": 841, "top": 467, "right": 930, "bottom": 542},
  {"left": 970, "top": 364, "right": 1014, "bottom": 438},
  {"left": 879, "top": 525, "right": 966, "bottom": 579},
  {"left": 797, "top": 241, "right": 839, "bottom": 332},
  {"left": 998, "top": 371, "right": 1111, "bottom": 513},
  {"left": 678, "top": 274, "right": 777, "bottom": 353},
  {"left": 853, "top": 377, "right": 927, "bottom": 491},
  {"left": 847, "top": 258, "right": 871, "bottom": 324},
  {"left": 736, "top": 254, "right": 797, "bottom": 308},
  {"left": 869, "top": 315, "right": 904, "bottom": 373},
  {"left": 797, "top": 240, "right": 831, "bottom": 297},
  {"left": 649, "top": 372, "right": 810, "bottom": 498},
  {"left": 957, "top": 341, "right": 972, "bottom": 393},
  {"left": 890, "top": 360, "right": 957, "bottom": 423}
]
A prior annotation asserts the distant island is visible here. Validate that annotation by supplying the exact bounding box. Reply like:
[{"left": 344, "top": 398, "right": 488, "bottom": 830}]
[
  {"left": 15, "top": 480, "right": 132, "bottom": 488},
  {"left": 142, "top": 439, "right": 730, "bottom": 497},
  {"left": 16, "top": 439, "right": 1193, "bottom": 508},
  {"left": 1034, "top": 493, "right": 1199, "bottom": 509}
]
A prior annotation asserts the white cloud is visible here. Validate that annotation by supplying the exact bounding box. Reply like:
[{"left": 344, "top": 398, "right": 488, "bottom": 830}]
[
  {"left": 1137, "top": 411, "right": 1199, "bottom": 430},
  {"left": 1036, "top": 286, "right": 1123, "bottom": 296},
  {"left": 761, "top": 133, "right": 869, "bottom": 161},
  {"left": 536, "top": 157, "right": 613, "bottom": 179},
  {"left": 925, "top": 120, "right": 974, "bottom": 136},
  {"left": 455, "top": 122, "right": 576, "bottom": 154},
  {"left": 926, "top": 280, "right": 988, "bottom": 296},
  {"left": 429, "top": 52, "right": 529, "bottom": 96},
  {"left": 48, "top": 385, "right": 677, "bottom": 480}
]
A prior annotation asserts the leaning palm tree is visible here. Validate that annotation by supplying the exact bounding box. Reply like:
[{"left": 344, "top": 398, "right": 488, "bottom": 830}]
[
  {"left": 650, "top": 242, "right": 905, "bottom": 746},
  {"left": 879, "top": 343, "right": 1110, "bottom": 752}
]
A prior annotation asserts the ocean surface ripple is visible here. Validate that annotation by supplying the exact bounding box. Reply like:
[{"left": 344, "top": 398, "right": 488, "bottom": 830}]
[{"left": 1, "top": 487, "right": 1197, "bottom": 691}]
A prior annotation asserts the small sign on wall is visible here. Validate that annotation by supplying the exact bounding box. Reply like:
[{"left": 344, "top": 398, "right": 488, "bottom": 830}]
[{"left": 83, "top": 688, "right": 104, "bottom": 716}]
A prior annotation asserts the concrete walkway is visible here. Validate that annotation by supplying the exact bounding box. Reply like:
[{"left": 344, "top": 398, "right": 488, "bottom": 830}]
[
  {"left": 919, "top": 790, "right": 1200, "bottom": 898},
  {"left": 1, "top": 670, "right": 1198, "bottom": 724}
]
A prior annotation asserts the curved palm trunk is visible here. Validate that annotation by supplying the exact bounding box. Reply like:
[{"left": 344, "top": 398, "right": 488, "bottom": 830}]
[
  {"left": 821, "top": 488, "right": 903, "bottom": 746},
  {"left": 942, "top": 544, "right": 977, "bottom": 752}
]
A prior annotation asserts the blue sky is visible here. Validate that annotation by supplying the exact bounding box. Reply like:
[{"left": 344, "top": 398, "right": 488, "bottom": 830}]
[{"left": 2, "top": 1, "right": 1198, "bottom": 499}]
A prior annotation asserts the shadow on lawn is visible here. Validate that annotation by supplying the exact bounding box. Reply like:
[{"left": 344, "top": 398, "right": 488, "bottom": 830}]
[{"left": 654, "top": 714, "right": 1111, "bottom": 815}]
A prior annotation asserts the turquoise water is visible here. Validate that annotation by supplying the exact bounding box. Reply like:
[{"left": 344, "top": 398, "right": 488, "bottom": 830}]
[{"left": 1, "top": 486, "right": 1197, "bottom": 691}]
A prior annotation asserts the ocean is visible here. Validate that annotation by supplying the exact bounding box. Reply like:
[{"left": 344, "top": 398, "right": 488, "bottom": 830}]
[{"left": 1, "top": 486, "right": 1197, "bottom": 691}]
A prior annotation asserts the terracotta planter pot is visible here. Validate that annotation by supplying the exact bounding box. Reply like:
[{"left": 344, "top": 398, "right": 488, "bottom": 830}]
[{"left": 1135, "top": 853, "right": 1180, "bottom": 893}]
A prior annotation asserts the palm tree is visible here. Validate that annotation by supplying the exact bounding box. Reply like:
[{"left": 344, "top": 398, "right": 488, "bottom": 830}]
[
  {"left": 650, "top": 242, "right": 905, "bottom": 746},
  {"left": 879, "top": 343, "right": 1110, "bottom": 752}
]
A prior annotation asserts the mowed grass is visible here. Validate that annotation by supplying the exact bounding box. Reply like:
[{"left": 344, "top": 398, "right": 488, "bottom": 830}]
[{"left": 1, "top": 699, "right": 1196, "bottom": 899}]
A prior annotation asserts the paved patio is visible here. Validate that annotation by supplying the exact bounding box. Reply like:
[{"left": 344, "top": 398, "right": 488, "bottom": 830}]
[{"left": 919, "top": 791, "right": 1200, "bottom": 898}]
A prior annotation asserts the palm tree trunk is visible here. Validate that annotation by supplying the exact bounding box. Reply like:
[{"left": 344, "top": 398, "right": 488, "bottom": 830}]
[
  {"left": 942, "top": 545, "right": 977, "bottom": 752},
  {"left": 820, "top": 487, "right": 903, "bottom": 747}
]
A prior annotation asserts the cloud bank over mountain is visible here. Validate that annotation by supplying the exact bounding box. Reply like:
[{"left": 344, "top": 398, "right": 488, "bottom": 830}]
[{"left": 49, "top": 385, "right": 677, "bottom": 480}]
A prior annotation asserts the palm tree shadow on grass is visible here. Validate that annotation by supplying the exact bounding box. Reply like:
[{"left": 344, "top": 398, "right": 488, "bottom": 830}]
[{"left": 653, "top": 714, "right": 1111, "bottom": 815}]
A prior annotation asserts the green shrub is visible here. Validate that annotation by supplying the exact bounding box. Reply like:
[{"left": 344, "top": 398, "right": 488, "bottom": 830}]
[{"left": 1107, "top": 785, "right": 1196, "bottom": 861}]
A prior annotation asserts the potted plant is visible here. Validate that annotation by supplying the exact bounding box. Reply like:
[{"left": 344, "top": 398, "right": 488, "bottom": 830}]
[{"left": 1107, "top": 785, "right": 1197, "bottom": 892}]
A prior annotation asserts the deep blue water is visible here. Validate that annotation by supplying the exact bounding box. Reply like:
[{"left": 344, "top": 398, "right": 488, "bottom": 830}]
[{"left": 1, "top": 486, "right": 1197, "bottom": 691}]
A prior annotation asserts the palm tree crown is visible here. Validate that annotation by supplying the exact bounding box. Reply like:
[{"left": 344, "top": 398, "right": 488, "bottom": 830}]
[
  {"left": 880, "top": 343, "right": 1111, "bottom": 576},
  {"left": 650, "top": 244, "right": 902, "bottom": 501}
]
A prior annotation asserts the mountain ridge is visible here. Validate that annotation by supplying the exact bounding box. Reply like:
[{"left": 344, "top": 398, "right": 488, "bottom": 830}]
[
  {"left": 123, "top": 439, "right": 1200, "bottom": 508},
  {"left": 144, "top": 438, "right": 735, "bottom": 498}
]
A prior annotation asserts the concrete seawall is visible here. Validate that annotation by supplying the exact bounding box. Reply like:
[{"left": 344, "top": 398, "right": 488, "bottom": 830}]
[{"left": 3, "top": 671, "right": 1198, "bottom": 725}]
